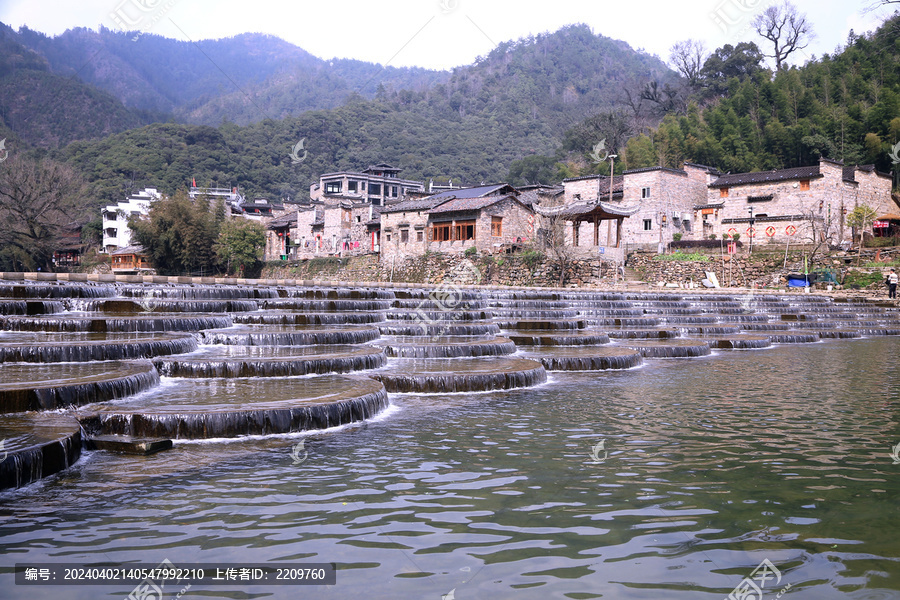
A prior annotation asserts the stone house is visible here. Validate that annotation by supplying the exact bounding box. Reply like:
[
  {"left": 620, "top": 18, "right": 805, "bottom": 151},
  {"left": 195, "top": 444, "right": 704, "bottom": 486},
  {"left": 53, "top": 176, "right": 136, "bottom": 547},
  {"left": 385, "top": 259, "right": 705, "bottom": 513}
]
[
  {"left": 705, "top": 158, "right": 895, "bottom": 246},
  {"left": 264, "top": 202, "right": 382, "bottom": 261},
  {"left": 556, "top": 163, "right": 717, "bottom": 255},
  {"left": 380, "top": 184, "right": 534, "bottom": 260},
  {"left": 309, "top": 163, "right": 425, "bottom": 206},
  {"left": 554, "top": 158, "right": 894, "bottom": 253}
]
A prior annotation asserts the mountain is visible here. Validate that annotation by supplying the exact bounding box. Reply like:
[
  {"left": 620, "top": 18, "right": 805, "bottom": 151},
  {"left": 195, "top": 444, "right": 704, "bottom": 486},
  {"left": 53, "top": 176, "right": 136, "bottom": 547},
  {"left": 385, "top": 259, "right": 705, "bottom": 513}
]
[
  {"left": 0, "top": 23, "right": 150, "bottom": 149},
  {"left": 9, "top": 25, "right": 449, "bottom": 126},
  {"left": 48, "top": 23, "right": 676, "bottom": 204}
]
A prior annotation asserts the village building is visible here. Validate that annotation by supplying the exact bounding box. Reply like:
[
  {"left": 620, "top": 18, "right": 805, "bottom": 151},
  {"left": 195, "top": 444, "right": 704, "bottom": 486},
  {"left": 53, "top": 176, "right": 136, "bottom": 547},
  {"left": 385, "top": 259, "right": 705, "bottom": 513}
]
[
  {"left": 379, "top": 184, "right": 535, "bottom": 261},
  {"left": 704, "top": 158, "right": 895, "bottom": 246},
  {"left": 109, "top": 245, "right": 152, "bottom": 273},
  {"left": 264, "top": 202, "right": 381, "bottom": 261},
  {"left": 551, "top": 158, "right": 894, "bottom": 256},
  {"left": 309, "top": 163, "right": 425, "bottom": 206},
  {"left": 101, "top": 188, "right": 161, "bottom": 253},
  {"left": 552, "top": 164, "right": 717, "bottom": 260}
]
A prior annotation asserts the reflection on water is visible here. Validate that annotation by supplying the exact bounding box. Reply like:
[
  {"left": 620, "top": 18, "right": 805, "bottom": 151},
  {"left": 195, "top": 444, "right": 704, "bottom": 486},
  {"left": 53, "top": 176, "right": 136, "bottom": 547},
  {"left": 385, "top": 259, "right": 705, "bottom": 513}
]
[{"left": 1, "top": 338, "right": 900, "bottom": 599}]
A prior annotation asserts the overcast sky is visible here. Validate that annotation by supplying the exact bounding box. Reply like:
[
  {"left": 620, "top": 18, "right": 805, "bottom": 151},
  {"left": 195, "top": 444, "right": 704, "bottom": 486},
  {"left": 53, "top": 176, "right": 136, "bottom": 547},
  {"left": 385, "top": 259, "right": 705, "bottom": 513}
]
[{"left": 0, "top": 0, "right": 892, "bottom": 71}]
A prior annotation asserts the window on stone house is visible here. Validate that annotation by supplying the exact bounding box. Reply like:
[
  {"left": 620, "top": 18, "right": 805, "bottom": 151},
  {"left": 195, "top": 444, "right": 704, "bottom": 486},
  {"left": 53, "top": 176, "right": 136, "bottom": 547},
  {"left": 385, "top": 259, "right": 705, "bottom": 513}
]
[
  {"left": 641, "top": 187, "right": 651, "bottom": 199},
  {"left": 369, "top": 184, "right": 382, "bottom": 196},
  {"left": 643, "top": 219, "right": 652, "bottom": 231},
  {"left": 392, "top": 186, "right": 399, "bottom": 197},
  {"left": 325, "top": 181, "right": 341, "bottom": 194},
  {"left": 432, "top": 223, "right": 452, "bottom": 242},
  {"left": 355, "top": 215, "right": 361, "bottom": 223},
  {"left": 491, "top": 216, "right": 502, "bottom": 237},
  {"left": 348, "top": 181, "right": 358, "bottom": 192},
  {"left": 400, "top": 229, "right": 409, "bottom": 243},
  {"left": 720, "top": 187, "right": 729, "bottom": 198},
  {"left": 800, "top": 179, "right": 810, "bottom": 191},
  {"left": 386, "top": 233, "right": 392, "bottom": 242},
  {"left": 416, "top": 230, "right": 424, "bottom": 242},
  {"left": 455, "top": 221, "right": 476, "bottom": 241}
]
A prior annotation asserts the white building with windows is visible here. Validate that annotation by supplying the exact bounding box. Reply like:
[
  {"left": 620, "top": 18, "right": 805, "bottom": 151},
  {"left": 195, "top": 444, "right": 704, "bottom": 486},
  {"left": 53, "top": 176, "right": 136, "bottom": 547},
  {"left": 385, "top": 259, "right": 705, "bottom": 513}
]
[
  {"left": 309, "top": 163, "right": 425, "bottom": 206},
  {"left": 101, "top": 188, "right": 162, "bottom": 253}
]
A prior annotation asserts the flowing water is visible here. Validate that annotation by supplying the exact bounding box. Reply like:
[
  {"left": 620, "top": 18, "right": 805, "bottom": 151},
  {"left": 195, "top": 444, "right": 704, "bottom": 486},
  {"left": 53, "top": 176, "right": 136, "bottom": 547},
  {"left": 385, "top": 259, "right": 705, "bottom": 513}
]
[{"left": 2, "top": 337, "right": 899, "bottom": 599}]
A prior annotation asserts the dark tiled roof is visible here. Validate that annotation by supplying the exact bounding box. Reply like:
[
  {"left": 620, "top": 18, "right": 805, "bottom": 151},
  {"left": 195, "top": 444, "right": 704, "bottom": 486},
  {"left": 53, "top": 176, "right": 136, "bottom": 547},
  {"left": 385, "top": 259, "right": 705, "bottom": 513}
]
[
  {"left": 562, "top": 175, "right": 625, "bottom": 195},
  {"left": 427, "top": 195, "right": 522, "bottom": 215},
  {"left": 267, "top": 210, "right": 298, "bottom": 229},
  {"left": 428, "top": 183, "right": 515, "bottom": 200},
  {"left": 622, "top": 166, "right": 688, "bottom": 177},
  {"left": 111, "top": 245, "right": 147, "bottom": 256},
  {"left": 684, "top": 162, "right": 723, "bottom": 175},
  {"left": 381, "top": 195, "right": 449, "bottom": 214},
  {"left": 382, "top": 184, "right": 516, "bottom": 213},
  {"left": 709, "top": 166, "right": 821, "bottom": 188}
]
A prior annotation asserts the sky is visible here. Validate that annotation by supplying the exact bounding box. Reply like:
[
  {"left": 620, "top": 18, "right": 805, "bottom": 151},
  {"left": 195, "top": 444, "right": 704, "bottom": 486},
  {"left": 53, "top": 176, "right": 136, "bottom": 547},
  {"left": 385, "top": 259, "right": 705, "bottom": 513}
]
[{"left": 0, "top": 0, "right": 893, "bottom": 71}]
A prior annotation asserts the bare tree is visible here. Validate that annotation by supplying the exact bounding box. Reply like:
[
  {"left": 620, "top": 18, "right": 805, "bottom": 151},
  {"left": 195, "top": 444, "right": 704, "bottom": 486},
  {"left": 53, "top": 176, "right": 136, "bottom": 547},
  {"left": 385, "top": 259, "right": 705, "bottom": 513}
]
[
  {"left": 669, "top": 39, "right": 708, "bottom": 89},
  {"left": 752, "top": 1, "right": 815, "bottom": 71},
  {"left": 534, "top": 200, "right": 575, "bottom": 287},
  {"left": 0, "top": 156, "right": 86, "bottom": 271},
  {"left": 863, "top": 0, "right": 900, "bottom": 11}
]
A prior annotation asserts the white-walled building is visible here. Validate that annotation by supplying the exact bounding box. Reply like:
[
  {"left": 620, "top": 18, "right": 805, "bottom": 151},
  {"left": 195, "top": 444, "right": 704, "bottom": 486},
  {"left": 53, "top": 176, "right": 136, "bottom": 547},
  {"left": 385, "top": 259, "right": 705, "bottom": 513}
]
[{"left": 101, "top": 188, "right": 162, "bottom": 253}]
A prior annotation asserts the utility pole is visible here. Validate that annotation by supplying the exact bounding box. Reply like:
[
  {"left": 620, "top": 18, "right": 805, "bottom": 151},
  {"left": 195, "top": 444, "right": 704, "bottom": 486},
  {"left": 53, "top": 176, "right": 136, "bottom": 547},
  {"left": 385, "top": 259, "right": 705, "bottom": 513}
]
[
  {"left": 606, "top": 154, "right": 617, "bottom": 246},
  {"left": 748, "top": 206, "right": 755, "bottom": 255}
]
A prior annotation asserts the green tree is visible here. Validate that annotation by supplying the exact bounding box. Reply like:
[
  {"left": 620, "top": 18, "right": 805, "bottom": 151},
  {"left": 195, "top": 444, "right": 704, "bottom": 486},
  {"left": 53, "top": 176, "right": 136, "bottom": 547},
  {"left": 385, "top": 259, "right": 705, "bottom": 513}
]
[
  {"left": 129, "top": 190, "right": 220, "bottom": 275},
  {"left": 215, "top": 218, "right": 266, "bottom": 276},
  {"left": 507, "top": 155, "right": 561, "bottom": 185},
  {"left": 846, "top": 204, "right": 878, "bottom": 265}
]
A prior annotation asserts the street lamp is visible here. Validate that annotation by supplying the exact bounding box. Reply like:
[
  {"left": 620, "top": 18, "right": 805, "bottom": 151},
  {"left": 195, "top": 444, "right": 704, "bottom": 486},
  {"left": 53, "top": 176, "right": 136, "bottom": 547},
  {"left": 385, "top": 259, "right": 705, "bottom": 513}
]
[
  {"left": 747, "top": 206, "right": 755, "bottom": 255},
  {"left": 607, "top": 154, "right": 617, "bottom": 204}
]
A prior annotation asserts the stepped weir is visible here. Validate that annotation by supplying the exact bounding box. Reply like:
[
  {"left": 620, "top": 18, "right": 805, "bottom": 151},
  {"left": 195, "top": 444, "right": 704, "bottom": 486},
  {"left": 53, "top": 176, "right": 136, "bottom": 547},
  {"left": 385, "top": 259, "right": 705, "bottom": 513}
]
[{"left": 2, "top": 273, "right": 899, "bottom": 490}]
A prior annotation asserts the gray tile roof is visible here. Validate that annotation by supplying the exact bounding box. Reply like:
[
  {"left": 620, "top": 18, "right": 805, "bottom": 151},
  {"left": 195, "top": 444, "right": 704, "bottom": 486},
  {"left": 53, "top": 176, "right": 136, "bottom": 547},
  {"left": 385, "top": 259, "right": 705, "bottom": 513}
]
[
  {"left": 426, "top": 195, "right": 517, "bottom": 214},
  {"left": 709, "top": 165, "right": 821, "bottom": 188},
  {"left": 381, "top": 184, "right": 516, "bottom": 213},
  {"left": 267, "top": 211, "right": 298, "bottom": 229}
]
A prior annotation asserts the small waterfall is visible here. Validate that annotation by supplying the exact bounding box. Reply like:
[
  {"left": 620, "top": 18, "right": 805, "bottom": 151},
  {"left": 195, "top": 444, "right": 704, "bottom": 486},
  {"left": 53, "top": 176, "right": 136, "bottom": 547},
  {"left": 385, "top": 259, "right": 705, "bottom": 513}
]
[
  {"left": 764, "top": 332, "right": 821, "bottom": 344},
  {"left": 707, "top": 336, "right": 773, "bottom": 349},
  {"left": 0, "top": 414, "right": 83, "bottom": 490},
  {"left": 0, "top": 315, "right": 233, "bottom": 333},
  {"left": 606, "top": 328, "right": 681, "bottom": 339},
  {"left": 381, "top": 337, "right": 517, "bottom": 358},
  {"left": 82, "top": 386, "right": 389, "bottom": 439},
  {"left": 0, "top": 334, "right": 198, "bottom": 362},
  {"left": 507, "top": 332, "right": 611, "bottom": 346},
  {"left": 0, "top": 361, "right": 160, "bottom": 412},
  {"left": 370, "top": 358, "right": 547, "bottom": 393},
  {"left": 498, "top": 319, "right": 586, "bottom": 331},
  {"left": 621, "top": 340, "right": 712, "bottom": 358},
  {"left": 0, "top": 300, "right": 65, "bottom": 315},
  {"left": 534, "top": 347, "right": 644, "bottom": 371},
  {"left": 387, "top": 310, "right": 494, "bottom": 322},
  {"left": 0, "top": 284, "right": 115, "bottom": 299},
  {"left": 378, "top": 322, "right": 501, "bottom": 336},
  {"left": 154, "top": 349, "right": 387, "bottom": 377},
  {"left": 264, "top": 299, "right": 393, "bottom": 311},
  {"left": 201, "top": 328, "right": 381, "bottom": 346},
  {"left": 233, "top": 312, "right": 387, "bottom": 325}
]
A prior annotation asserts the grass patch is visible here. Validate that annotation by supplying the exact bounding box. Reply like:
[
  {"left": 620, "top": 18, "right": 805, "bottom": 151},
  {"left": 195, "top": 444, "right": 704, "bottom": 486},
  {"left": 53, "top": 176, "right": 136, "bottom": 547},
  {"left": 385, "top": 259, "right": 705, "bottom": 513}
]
[
  {"left": 842, "top": 270, "right": 884, "bottom": 288},
  {"left": 653, "top": 251, "right": 711, "bottom": 262},
  {"left": 863, "top": 260, "right": 900, "bottom": 268}
]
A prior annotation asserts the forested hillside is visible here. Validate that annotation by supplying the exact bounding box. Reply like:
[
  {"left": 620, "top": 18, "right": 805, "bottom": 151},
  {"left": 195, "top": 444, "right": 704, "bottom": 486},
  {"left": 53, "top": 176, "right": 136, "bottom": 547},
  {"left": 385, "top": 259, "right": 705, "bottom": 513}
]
[
  {"left": 9, "top": 25, "right": 449, "bottom": 125},
  {"left": 623, "top": 16, "right": 900, "bottom": 177},
  {"left": 0, "top": 24, "right": 150, "bottom": 149},
  {"left": 56, "top": 23, "right": 675, "bottom": 206}
]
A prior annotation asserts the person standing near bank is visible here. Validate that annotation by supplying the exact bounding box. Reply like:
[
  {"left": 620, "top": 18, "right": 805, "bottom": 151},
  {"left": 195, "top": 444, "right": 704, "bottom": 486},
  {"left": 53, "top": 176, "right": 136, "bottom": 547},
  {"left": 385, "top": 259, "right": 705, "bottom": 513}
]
[{"left": 888, "top": 268, "right": 898, "bottom": 299}]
